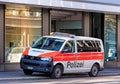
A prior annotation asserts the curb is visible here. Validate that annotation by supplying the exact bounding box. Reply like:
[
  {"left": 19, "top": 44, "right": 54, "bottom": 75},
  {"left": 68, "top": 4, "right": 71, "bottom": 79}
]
[{"left": 0, "top": 76, "right": 48, "bottom": 81}]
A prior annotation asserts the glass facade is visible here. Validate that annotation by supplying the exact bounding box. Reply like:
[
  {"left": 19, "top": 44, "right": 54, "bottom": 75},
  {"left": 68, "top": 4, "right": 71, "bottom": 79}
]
[
  {"left": 104, "top": 14, "right": 117, "bottom": 61},
  {"left": 5, "top": 5, "right": 42, "bottom": 63}
]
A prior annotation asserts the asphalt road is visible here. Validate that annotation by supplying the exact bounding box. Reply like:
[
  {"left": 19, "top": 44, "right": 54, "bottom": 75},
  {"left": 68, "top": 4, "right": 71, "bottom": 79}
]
[{"left": 0, "top": 75, "right": 120, "bottom": 84}]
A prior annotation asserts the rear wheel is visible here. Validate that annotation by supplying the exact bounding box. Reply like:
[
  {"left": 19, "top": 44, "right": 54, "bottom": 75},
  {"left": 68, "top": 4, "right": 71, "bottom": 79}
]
[
  {"left": 88, "top": 64, "right": 99, "bottom": 77},
  {"left": 23, "top": 69, "right": 33, "bottom": 75},
  {"left": 51, "top": 65, "right": 63, "bottom": 79}
]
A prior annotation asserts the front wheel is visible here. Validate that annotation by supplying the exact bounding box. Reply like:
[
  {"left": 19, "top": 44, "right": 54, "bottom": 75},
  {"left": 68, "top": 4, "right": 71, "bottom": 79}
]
[
  {"left": 51, "top": 65, "right": 63, "bottom": 79},
  {"left": 88, "top": 64, "right": 99, "bottom": 77},
  {"left": 23, "top": 69, "right": 33, "bottom": 75}
]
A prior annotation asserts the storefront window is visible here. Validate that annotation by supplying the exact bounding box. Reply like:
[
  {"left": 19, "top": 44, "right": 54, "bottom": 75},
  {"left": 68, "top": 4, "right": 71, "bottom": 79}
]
[
  {"left": 104, "top": 15, "right": 117, "bottom": 61},
  {"left": 5, "top": 5, "right": 42, "bottom": 63}
]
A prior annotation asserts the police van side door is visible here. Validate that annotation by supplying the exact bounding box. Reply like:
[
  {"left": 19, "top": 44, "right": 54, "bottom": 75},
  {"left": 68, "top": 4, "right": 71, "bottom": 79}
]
[
  {"left": 76, "top": 40, "right": 85, "bottom": 72},
  {"left": 61, "top": 40, "right": 76, "bottom": 73}
]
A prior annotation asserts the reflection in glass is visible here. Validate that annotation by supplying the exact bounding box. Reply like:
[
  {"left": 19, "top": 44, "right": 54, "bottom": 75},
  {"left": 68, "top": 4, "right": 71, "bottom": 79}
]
[
  {"left": 5, "top": 5, "right": 42, "bottom": 63},
  {"left": 104, "top": 15, "right": 117, "bottom": 61},
  {"left": 32, "top": 37, "right": 65, "bottom": 51}
]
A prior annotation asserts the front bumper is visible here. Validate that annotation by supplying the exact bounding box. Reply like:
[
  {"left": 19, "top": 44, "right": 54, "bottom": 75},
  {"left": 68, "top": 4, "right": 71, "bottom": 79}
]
[{"left": 20, "top": 58, "right": 53, "bottom": 73}]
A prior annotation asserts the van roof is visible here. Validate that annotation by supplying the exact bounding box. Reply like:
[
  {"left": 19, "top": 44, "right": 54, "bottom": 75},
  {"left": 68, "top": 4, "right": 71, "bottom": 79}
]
[
  {"left": 44, "top": 32, "right": 101, "bottom": 41},
  {"left": 75, "top": 36, "right": 101, "bottom": 41}
]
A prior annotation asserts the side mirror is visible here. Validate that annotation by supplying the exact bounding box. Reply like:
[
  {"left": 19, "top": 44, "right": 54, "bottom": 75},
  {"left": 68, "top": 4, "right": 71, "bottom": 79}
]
[{"left": 62, "top": 48, "right": 71, "bottom": 53}]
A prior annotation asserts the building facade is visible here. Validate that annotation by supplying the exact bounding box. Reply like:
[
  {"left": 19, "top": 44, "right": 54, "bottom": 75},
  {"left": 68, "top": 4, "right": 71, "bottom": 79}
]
[{"left": 0, "top": 0, "right": 120, "bottom": 71}]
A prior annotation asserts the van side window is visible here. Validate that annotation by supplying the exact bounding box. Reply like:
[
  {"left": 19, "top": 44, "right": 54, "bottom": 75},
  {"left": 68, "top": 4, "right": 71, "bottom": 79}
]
[
  {"left": 62, "top": 41, "right": 75, "bottom": 53},
  {"left": 77, "top": 40, "right": 101, "bottom": 52},
  {"left": 77, "top": 40, "right": 84, "bottom": 52},
  {"left": 95, "top": 41, "right": 101, "bottom": 51}
]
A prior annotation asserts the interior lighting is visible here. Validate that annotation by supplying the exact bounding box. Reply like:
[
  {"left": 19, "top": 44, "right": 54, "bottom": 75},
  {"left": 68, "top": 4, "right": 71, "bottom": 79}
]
[{"left": 25, "top": 11, "right": 30, "bottom": 16}]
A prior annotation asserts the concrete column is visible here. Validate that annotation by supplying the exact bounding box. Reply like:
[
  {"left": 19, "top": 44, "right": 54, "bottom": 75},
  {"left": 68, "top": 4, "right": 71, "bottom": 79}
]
[
  {"left": 42, "top": 8, "right": 50, "bottom": 36},
  {"left": 0, "top": 5, "right": 5, "bottom": 71},
  {"left": 83, "top": 12, "right": 90, "bottom": 37}
]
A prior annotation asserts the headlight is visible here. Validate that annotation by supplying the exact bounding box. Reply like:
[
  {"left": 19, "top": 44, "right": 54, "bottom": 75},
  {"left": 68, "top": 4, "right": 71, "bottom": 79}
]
[{"left": 41, "top": 57, "right": 52, "bottom": 62}]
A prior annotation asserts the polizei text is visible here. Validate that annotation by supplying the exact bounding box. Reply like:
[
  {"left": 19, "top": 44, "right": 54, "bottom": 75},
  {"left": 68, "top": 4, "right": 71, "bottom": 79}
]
[{"left": 67, "top": 61, "right": 84, "bottom": 68}]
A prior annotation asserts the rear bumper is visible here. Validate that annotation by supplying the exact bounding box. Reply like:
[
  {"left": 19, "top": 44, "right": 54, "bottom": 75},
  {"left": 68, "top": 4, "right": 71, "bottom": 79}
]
[{"left": 20, "top": 58, "right": 53, "bottom": 73}]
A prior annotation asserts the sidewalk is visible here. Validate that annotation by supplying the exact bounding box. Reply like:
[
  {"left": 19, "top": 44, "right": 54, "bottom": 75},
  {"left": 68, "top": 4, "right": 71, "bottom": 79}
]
[
  {"left": 0, "top": 68, "right": 119, "bottom": 80},
  {"left": 0, "top": 71, "right": 48, "bottom": 81},
  {"left": 99, "top": 68, "right": 120, "bottom": 76}
]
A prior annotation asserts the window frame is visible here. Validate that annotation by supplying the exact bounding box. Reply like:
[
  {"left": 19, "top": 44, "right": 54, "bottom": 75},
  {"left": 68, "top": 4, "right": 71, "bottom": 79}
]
[{"left": 62, "top": 40, "right": 75, "bottom": 53}]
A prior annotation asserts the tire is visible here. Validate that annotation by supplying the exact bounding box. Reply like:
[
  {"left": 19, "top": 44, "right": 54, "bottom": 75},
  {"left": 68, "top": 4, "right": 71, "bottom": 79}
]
[
  {"left": 51, "top": 65, "right": 63, "bottom": 79},
  {"left": 88, "top": 64, "right": 99, "bottom": 77},
  {"left": 23, "top": 69, "right": 33, "bottom": 75}
]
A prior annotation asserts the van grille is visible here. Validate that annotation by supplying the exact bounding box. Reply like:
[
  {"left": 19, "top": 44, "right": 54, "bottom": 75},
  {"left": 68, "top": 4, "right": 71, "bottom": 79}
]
[
  {"left": 23, "top": 62, "right": 39, "bottom": 66},
  {"left": 24, "top": 55, "right": 41, "bottom": 60}
]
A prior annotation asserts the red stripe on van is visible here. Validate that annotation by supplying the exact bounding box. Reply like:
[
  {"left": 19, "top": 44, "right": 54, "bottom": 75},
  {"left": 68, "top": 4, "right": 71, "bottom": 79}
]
[
  {"left": 54, "top": 53, "right": 76, "bottom": 61},
  {"left": 23, "top": 48, "right": 30, "bottom": 56},
  {"left": 77, "top": 52, "right": 104, "bottom": 60},
  {"left": 54, "top": 52, "right": 104, "bottom": 61}
]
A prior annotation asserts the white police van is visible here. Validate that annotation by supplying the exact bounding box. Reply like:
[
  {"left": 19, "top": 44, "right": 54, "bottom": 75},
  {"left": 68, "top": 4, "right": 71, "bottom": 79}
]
[{"left": 20, "top": 32, "right": 104, "bottom": 78}]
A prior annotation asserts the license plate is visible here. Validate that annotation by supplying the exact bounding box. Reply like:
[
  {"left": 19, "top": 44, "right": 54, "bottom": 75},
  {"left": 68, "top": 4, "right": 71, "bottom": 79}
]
[{"left": 27, "top": 66, "right": 33, "bottom": 70}]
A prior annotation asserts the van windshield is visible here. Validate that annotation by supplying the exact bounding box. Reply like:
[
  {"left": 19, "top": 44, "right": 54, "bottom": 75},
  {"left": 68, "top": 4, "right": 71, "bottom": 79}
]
[{"left": 32, "top": 37, "right": 65, "bottom": 51}]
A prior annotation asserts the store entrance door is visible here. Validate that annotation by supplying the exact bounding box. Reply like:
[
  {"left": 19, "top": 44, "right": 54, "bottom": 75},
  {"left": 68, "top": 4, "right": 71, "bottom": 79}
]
[{"left": 91, "top": 13, "right": 104, "bottom": 40}]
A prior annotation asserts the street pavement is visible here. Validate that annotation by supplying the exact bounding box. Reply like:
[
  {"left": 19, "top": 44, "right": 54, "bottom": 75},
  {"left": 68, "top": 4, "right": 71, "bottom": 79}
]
[{"left": 0, "top": 68, "right": 119, "bottom": 81}]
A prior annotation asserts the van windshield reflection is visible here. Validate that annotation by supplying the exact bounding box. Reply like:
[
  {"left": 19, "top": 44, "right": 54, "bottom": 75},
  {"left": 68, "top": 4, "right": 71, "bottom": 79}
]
[{"left": 32, "top": 37, "right": 65, "bottom": 51}]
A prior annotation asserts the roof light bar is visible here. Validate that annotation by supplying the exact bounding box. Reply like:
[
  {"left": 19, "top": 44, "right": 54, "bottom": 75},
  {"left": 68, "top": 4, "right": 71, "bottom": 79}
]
[{"left": 50, "top": 32, "right": 75, "bottom": 38}]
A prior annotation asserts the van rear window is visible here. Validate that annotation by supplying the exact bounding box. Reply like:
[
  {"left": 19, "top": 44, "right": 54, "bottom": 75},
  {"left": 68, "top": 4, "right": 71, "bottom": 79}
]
[{"left": 77, "top": 40, "right": 101, "bottom": 52}]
